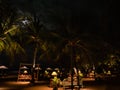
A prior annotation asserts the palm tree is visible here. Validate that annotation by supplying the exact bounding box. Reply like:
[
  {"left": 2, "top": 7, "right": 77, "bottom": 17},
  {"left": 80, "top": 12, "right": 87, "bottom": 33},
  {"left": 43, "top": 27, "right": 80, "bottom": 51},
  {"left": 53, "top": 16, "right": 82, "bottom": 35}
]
[
  {"left": 0, "top": 0, "right": 26, "bottom": 67},
  {"left": 21, "top": 13, "right": 50, "bottom": 83},
  {"left": 35, "top": 5, "right": 92, "bottom": 89},
  {"left": 0, "top": 24, "right": 26, "bottom": 67}
]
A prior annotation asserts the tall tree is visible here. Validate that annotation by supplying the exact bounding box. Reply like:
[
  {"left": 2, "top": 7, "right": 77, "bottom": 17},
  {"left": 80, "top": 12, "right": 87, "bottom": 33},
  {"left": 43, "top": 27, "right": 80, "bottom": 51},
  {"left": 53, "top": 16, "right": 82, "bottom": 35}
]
[{"left": 0, "top": 0, "right": 26, "bottom": 67}]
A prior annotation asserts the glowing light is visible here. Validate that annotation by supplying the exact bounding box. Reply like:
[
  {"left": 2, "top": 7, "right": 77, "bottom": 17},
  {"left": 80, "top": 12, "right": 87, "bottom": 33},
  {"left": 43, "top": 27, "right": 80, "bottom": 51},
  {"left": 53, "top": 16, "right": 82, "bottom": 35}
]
[
  {"left": 80, "top": 88, "right": 96, "bottom": 90},
  {"left": 24, "top": 70, "right": 28, "bottom": 74},
  {"left": 51, "top": 71, "right": 57, "bottom": 76},
  {"left": 4, "top": 81, "right": 30, "bottom": 85}
]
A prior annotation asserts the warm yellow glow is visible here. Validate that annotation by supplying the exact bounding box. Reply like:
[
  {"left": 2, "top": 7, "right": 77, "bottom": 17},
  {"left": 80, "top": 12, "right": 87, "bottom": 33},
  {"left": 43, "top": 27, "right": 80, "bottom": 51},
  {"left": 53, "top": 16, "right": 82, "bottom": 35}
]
[
  {"left": 24, "top": 70, "right": 28, "bottom": 74},
  {"left": 4, "top": 81, "right": 30, "bottom": 85},
  {"left": 51, "top": 71, "right": 57, "bottom": 76}
]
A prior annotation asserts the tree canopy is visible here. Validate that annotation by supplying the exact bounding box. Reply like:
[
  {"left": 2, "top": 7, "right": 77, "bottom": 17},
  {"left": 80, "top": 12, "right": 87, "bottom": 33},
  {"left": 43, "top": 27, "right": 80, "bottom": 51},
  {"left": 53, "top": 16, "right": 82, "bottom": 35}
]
[{"left": 0, "top": 0, "right": 120, "bottom": 69}]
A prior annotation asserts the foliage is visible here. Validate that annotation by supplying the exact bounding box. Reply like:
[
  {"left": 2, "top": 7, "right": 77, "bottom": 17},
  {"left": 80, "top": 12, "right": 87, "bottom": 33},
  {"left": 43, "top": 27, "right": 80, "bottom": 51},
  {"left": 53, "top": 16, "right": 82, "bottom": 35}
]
[
  {"left": 0, "top": 0, "right": 119, "bottom": 69},
  {"left": 0, "top": 0, "right": 26, "bottom": 66}
]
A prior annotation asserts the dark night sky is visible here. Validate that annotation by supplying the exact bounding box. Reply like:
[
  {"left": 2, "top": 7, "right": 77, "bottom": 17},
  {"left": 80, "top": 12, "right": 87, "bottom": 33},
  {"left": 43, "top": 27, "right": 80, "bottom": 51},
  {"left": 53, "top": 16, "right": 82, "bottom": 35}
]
[{"left": 10, "top": 0, "right": 120, "bottom": 49}]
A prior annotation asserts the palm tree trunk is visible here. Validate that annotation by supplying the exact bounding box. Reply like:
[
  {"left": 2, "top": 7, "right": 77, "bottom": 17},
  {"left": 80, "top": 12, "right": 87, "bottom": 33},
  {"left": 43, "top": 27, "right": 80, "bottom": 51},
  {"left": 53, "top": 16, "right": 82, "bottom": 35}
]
[
  {"left": 33, "top": 47, "right": 37, "bottom": 68},
  {"left": 31, "top": 45, "right": 38, "bottom": 83},
  {"left": 70, "top": 41, "right": 80, "bottom": 90},
  {"left": 70, "top": 42, "right": 75, "bottom": 90}
]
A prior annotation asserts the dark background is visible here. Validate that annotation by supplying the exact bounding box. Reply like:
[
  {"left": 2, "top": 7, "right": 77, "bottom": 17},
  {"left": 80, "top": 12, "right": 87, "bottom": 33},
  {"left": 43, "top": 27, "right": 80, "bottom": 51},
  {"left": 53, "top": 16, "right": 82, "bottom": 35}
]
[
  {"left": 9, "top": 0, "right": 120, "bottom": 49},
  {"left": 0, "top": 0, "right": 120, "bottom": 68}
]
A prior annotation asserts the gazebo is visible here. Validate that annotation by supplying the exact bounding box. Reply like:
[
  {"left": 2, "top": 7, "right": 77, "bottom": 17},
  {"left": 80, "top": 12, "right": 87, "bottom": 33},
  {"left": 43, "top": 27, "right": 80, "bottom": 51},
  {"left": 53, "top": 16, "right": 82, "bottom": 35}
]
[
  {"left": 17, "top": 63, "right": 41, "bottom": 81},
  {"left": 0, "top": 65, "right": 8, "bottom": 78}
]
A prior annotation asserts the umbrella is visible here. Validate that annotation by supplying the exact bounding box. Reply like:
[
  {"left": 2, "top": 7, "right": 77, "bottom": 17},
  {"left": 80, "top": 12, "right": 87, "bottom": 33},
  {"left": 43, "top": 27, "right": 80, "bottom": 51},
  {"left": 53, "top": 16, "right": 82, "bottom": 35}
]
[
  {"left": 46, "top": 67, "right": 52, "bottom": 71},
  {"left": 54, "top": 68, "right": 59, "bottom": 71},
  {"left": 0, "top": 65, "right": 8, "bottom": 69},
  {"left": 20, "top": 66, "right": 28, "bottom": 69},
  {"left": 35, "top": 67, "right": 42, "bottom": 70},
  {"left": 51, "top": 71, "right": 57, "bottom": 76}
]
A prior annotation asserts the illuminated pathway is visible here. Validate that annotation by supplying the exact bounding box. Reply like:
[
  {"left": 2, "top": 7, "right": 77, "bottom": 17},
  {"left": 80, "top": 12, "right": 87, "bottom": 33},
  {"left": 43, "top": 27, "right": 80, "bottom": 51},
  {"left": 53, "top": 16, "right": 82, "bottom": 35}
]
[
  {"left": 22, "top": 84, "right": 120, "bottom": 90},
  {"left": 0, "top": 80, "right": 120, "bottom": 90}
]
